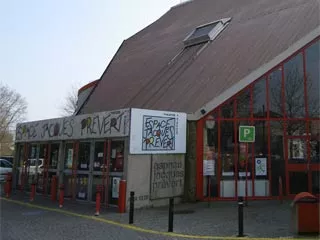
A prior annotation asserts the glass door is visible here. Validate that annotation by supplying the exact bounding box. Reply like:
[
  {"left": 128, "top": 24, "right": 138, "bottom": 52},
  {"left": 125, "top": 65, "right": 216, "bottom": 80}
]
[{"left": 75, "top": 141, "right": 91, "bottom": 201}]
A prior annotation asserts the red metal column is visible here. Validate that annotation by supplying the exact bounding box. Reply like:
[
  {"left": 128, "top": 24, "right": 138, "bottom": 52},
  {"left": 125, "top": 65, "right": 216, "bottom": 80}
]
[
  {"left": 234, "top": 101, "right": 238, "bottom": 199},
  {"left": 245, "top": 143, "right": 248, "bottom": 203},
  {"left": 217, "top": 117, "right": 221, "bottom": 198},
  {"left": 265, "top": 73, "right": 273, "bottom": 197},
  {"left": 302, "top": 49, "right": 313, "bottom": 193}
]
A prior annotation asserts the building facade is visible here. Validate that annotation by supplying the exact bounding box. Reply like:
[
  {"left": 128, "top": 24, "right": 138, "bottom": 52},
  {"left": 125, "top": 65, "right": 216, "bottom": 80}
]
[
  {"left": 14, "top": 0, "right": 319, "bottom": 207},
  {"left": 196, "top": 38, "right": 320, "bottom": 201}
]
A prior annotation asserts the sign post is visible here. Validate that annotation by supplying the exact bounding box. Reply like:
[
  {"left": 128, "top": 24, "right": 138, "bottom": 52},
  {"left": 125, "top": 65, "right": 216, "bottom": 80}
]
[
  {"left": 238, "top": 126, "right": 255, "bottom": 206},
  {"left": 203, "top": 160, "right": 215, "bottom": 208}
]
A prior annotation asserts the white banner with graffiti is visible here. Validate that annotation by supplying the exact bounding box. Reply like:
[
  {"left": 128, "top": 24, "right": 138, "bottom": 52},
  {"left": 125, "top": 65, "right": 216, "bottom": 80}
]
[
  {"left": 15, "top": 109, "right": 130, "bottom": 142},
  {"left": 129, "top": 108, "right": 187, "bottom": 154}
]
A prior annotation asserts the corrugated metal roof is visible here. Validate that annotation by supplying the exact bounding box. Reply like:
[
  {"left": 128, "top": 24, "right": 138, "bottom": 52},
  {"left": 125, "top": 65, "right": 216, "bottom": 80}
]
[{"left": 79, "top": 0, "right": 320, "bottom": 117}]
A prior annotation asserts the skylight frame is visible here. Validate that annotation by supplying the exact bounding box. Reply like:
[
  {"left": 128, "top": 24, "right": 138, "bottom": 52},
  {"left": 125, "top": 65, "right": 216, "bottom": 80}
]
[{"left": 183, "top": 18, "right": 231, "bottom": 47}]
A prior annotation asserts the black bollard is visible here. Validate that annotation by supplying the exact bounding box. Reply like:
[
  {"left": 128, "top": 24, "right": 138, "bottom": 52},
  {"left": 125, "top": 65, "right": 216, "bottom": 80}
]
[
  {"left": 237, "top": 196, "right": 244, "bottom": 237},
  {"left": 168, "top": 198, "right": 174, "bottom": 232},
  {"left": 129, "top": 191, "right": 134, "bottom": 224}
]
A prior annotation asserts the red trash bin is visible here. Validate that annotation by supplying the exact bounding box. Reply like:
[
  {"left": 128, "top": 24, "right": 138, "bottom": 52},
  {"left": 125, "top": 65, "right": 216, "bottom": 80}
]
[{"left": 291, "top": 192, "right": 320, "bottom": 234}]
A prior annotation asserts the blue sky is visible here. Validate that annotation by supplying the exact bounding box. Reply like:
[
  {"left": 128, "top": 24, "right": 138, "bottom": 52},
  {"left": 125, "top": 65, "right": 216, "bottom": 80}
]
[{"left": 0, "top": 0, "right": 180, "bottom": 122}]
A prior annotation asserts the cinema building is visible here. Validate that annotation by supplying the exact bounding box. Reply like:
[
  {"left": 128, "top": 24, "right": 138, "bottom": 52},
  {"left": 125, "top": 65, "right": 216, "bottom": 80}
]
[{"left": 14, "top": 0, "right": 319, "bottom": 207}]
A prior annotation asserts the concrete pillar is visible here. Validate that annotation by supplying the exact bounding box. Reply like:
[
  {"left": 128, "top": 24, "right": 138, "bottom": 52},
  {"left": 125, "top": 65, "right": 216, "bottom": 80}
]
[{"left": 184, "top": 121, "right": 197, "bottom": 202}]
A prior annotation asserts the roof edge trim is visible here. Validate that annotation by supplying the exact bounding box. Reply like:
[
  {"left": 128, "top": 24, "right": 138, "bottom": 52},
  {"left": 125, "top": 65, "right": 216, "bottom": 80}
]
[{"left": 188, "top": 26, "right": 320, "bottom": 121}]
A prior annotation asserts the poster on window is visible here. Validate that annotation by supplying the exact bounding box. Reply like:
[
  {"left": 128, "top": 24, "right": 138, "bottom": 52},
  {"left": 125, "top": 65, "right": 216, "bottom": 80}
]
[
  {"left": 112, "top": 177, "right": 121, "bottom": 198},
  {"left": 203, "top": 160, "right": 215, "bottom": 176},
  {"left": 288, "top": 139, "right": 306, "bottom": 160},
  {"left": 255, "top": 158, "right": 267, "bottom": 176}
]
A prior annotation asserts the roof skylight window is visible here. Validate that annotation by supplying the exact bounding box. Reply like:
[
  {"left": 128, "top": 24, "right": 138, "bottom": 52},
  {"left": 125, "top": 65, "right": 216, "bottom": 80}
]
[{"left": 183, "top": 18, "right": 231, "bottom": 47}]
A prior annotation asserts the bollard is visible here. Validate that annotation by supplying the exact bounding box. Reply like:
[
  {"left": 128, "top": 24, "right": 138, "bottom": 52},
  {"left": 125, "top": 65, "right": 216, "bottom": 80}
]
[
  {"left": 51, "top": 176, "right": 57, "bottom": 202},
  {"left": 5, "top": 173, "right": 12, "bottom": 198},
  {"left": 95, "top": 185, "right": 102, "bottom": 216},
  {"left": 118, "top": 180, "right": 126, "bottom": 213},
  {"left": 168, "top": 197, "right": 174, "bottom": 232},
  {"left": 129, "top": 191, "right": 134, "bottom": 224},
  {"left": 237, "top": 196, "right": 245, "bottom": 237},
  {"left": 30, "top": 183, "right": 36, "bottom": 201},
  {"left": 59, "top": 184, "right": 64, "bottom": 208}
]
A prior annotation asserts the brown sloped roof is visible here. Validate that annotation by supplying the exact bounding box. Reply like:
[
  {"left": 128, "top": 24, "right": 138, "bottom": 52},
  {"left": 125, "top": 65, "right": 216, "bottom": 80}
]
[{"left": 79, "top": 0, "right": 320, "bottom": 116}]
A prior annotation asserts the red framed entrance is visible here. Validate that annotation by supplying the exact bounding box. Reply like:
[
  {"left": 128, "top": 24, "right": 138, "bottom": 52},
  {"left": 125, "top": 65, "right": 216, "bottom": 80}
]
[{"left": 196, "top": 36, "right": 320, "bottom": 201}]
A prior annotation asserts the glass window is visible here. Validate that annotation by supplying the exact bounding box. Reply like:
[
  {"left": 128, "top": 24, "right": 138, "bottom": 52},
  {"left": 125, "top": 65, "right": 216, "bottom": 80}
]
[
  {"left": 110, "top": 141, "right": 124, "bottom": 172},
  {"left": 309, "top": 121, "right": 320, "bottom": 163},
  {"left": 45, "top": 172, "right": 56, "bottom": 195},
  {"left": 287, "top": 121, "right": 307, "bottom": 136},
  {"left": 0, "top": 159, "right": 12, "bottom": 168},
  {"left": 220, "top": 121, "right": 235, "bottom": 179},
  {"left": 94, "top": 142, "right": 105, "bottom": 171},
  {"left": 36, "top": 145, "right": 46, "bottom": 194},
  {"left": 64, "top": 143, "right": 74, "bottom": 170},
  {"left": 289, "top": 172, "right": 308, "bottom": 194},
  {"left": 221, "top": 99, "right": 234, "bottom": 119},
  {"left": 253, "top": 77, "right": 267, "bottom": 118},
  {"left": 254, "top": 121, "right": 268, "bottom": 155},
  {"left": 63, "top": 174, "right": 74, "bottom": 198},
  {"left": 237, "top": 89, "right": 251, "bottom": 118},
  {"left": 305, "top": 41, "right": 320, "bottom": 118},
  {"left": 268, "top": 68, "right": 283, "bottom": 118},
  {"left": 49, "top": 144, "right": 59, "bottom": 169},
  {"left": 28, "top": 144, "right": 37, "bottom": 159},
  {"left": 270, "top": 121, "right": 286, "bottom": 196},
  {"left": 78, "top": 142, "right": 91, "bottom": 170},
  {"left": 204, "top": 115, "right": 218, "bottom": 148},
  {"left": 76, "top": 174, "right": 88, "bottom": 200},
  {"left": 36, "top": 144, "right": 48, "bottom": 189},
  {"left": 284, "top": 53, "right": 305, "bottom": 118}
]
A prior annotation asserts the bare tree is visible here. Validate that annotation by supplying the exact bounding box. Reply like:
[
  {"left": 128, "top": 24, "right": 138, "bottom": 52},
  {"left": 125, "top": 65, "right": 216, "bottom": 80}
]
[
  {"left": 60, "top": 83, "right": 79, "bottom": 116},
  {"left": 0, "top": 131, "right": 14, "bottom": 156},
  {"left": 0, "top": 83, "right": 27, "bottom": 142}
]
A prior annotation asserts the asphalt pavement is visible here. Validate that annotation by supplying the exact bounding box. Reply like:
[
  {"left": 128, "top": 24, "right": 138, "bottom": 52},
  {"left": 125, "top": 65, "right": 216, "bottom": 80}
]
[
  {"left": 0, "top": 199, "right": 188, "bottom": 240},
  {"left": 1, "top": 189, "right": 319, "bottom": 240}
]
